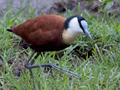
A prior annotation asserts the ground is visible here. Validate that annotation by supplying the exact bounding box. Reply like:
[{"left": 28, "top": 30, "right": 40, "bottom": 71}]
[
  {"left": 0, "top": 0, "right": 119, "bottom": 17},
  {"left": 0, "top": 0, "right": 120, "bottom": 77},
  {"left": 0, "top": 0, "right": 120, "bottom": 89}
]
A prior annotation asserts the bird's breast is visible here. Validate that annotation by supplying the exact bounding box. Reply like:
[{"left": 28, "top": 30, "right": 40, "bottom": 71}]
[{"left": 62, "top": 29, "right": 77, "bottom": 45}]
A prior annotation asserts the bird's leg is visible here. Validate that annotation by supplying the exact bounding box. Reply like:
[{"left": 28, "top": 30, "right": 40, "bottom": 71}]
[
  {"left": 29, "top": 52, "right": 40, "bottom": 65},
  {"left": 25, "top": 51, "right": 40, "bottom": 78},
  {"left": 25, "top": 52, "right": 80, "bottom": 79},
  {"left": 24, "top": 51, "right": 40, "bottom": 90},
  {"left": 50, "top": 67, "right": 54, "bottom": 78},
  {"left": 25, "top": 51, "right": 35, "bottom": 65},
  {"left": 25, "top": 52, "right": 55, "bottom": 78}
]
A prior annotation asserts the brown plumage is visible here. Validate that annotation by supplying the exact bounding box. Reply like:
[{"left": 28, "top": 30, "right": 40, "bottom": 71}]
[
  {"left": 10, "top": 14, "right": 68, "bottom": 52},
  {"left": 7, "top": 14, "right": 92, "bottom": 79}
]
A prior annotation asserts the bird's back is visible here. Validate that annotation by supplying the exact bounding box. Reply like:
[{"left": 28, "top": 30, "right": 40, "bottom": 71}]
[{"left": 11, "top": 14, "right": 68, "bottom": 52}]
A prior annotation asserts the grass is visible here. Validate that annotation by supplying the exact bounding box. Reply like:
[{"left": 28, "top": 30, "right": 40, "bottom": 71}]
[{"left": 0, "top": 0, "right": 120, "bottom": 90}]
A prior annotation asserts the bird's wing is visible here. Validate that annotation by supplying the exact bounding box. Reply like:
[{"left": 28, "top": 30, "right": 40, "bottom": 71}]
[{"left": 12, "top": 15, "right": 66, "bottom": 45}]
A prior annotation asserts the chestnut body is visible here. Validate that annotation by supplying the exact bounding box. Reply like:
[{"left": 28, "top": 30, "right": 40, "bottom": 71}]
[
  {"left": 11, "top": 15, "right": 69, "bottom": 52},
  {"left": 7, "top": 14, "right": 92, "bottom": 79}
]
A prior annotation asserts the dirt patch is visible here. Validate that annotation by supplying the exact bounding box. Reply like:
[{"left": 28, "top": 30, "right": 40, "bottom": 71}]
[{"left": 0, "top": 0, "right": 119, "bottom": 17}]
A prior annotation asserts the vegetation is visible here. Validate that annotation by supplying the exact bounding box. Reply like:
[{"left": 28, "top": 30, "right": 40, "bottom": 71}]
[{"left": 0, "top": 0, "right": 120, "bottom": 90}]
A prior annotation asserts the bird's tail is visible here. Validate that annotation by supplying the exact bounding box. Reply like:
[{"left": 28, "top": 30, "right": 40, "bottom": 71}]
[
  {"left": 6, "top": 26, "right": 15, "bottom": 32},
  {"left": 7, "top": 29, "right": 12, "bottom": 32}
]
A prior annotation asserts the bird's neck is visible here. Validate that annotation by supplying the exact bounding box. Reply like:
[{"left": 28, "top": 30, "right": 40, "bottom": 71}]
[{"left": 62, "top": 29, "right": 77, "bottom": 45}]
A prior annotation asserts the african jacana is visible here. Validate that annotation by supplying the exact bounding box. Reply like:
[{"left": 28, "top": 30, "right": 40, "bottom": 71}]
[{"left": 7, "top": 14, "right": 92, "bottom": 78}]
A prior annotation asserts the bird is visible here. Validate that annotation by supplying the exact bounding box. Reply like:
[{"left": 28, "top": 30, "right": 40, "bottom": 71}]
[{"left": 7, "top": 14, "right": 92, "bottom": 78}]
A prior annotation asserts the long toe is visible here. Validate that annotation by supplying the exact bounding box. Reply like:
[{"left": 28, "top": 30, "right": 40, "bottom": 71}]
[{"left": 25, "top": 63, "right": 40, "bottom": 69}]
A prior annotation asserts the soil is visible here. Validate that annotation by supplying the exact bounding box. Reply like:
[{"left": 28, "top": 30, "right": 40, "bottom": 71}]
[
  {"left": 0, "top": 0, "right": 119, "bottom": 17},
  {"left": 0, "top": 0, "right": 120, "bottom": 76}
]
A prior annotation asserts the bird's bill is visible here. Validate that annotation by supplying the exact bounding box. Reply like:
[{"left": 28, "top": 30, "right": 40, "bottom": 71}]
[{"left": 84, "top": 29, "right": 92, "bottom": 41}]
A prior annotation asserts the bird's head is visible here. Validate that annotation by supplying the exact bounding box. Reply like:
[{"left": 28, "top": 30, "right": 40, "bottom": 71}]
[{"left": 64, "top": 15, "right": 92, "bottom": 41}]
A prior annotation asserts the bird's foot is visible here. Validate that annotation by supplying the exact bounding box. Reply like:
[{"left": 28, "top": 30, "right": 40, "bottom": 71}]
[
  {"left": 25, "top": 61, "right": 80, "bottom": 79},
  {"left": 41, "top": 63, "right": 80, "bottom": 79},
  {"left": 25, "top": 59, "right": 39, "bottom": 78},
  {"left": 25, "top": 60, "right": 54, "bottom": 78},
  {"left": 25, "top": 59, "right": 40, "bottom": 69}
]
